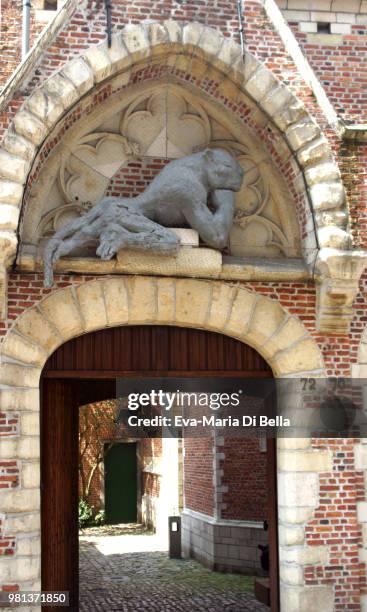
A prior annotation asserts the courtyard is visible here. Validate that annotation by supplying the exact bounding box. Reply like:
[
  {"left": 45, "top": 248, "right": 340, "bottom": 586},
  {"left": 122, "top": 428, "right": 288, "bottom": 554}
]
[{"left": 79, "top": 524, "right": 268, "bottom": 611}]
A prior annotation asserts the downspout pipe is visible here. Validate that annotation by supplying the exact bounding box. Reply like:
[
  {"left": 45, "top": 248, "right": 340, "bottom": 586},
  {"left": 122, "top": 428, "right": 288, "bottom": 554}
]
[{"left": 22, "top": 0, "right": 31, "bottom": 60}]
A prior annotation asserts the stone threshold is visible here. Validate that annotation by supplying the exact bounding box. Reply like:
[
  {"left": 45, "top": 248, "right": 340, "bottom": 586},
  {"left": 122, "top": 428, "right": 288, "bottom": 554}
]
[{"left": 17, "top": 253, "right": 310, "bottom": 282}]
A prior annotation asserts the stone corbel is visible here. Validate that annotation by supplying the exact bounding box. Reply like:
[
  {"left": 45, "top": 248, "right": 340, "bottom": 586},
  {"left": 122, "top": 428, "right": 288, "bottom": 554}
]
[
  {"left": 0, "top": 231, "right": 18, "bottom": 320},
  {"left": 315, "top": 248, "right": 367, "bottom": 334}
]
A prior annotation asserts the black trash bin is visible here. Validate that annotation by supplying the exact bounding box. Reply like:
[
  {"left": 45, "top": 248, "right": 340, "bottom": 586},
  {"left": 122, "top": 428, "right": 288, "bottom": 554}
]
[{"left": 168, "top": 516, "right": 181, "bottom": 559}]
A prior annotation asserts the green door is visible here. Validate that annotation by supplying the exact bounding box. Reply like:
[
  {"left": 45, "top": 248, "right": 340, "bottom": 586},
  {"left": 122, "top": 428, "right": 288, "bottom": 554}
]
[{"left": 104, "top": 443, "right": 137, "bottom": 524}]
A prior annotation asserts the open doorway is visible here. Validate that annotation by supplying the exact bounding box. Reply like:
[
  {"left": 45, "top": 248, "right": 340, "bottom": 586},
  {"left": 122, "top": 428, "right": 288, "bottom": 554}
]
[{"left": 41, "top": 326, "right": 278, "bottom": 611}]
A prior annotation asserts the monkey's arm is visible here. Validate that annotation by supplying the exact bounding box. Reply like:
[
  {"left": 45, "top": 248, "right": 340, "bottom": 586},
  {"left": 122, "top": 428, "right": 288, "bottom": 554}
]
[{"left": 182, "top": 191, "right": 235, "bottom": 250}]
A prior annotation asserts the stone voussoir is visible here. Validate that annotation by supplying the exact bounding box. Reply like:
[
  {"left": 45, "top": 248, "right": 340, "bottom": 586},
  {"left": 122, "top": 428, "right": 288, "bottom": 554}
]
[
  {"left": 126, "top": 276, "right": 158, "bottom": 324},
  {"left": 61, "top": 57, "right": 94, "bottom": 96},
  {"left": 102, "top": 277, "right": 129, "bottom": 326},
  {"left": 245, "top": 65, "right": 280, "bottom": 102},
  {"left": 13, "top": 110, "right": 48, "bottom": 147},
  {"left": 38, "top": 287, "right": 85, "bottom": 340},
  {"left": 1, "top": 331, "right": 47, "bottom": 367},
  {"left": 0, "top": 149, "right": 30, "bottom": 183},
  {"left": 309, "top": 181, "right": 346, "bottom": 210},
  {"left": 174, "top": 278, "right": 212, "bottom": 326},
  {"left": 75, "top": 281, "right": 108, "bottom": 331},
  {"left": 25, "top": 89, "right": 65, "bottom": 129},
  {"left": 14, "top": 306, "right": 62, "bottom": 354},
  {"left": 1, "top": 130, "right": 36, "bottom": 162},
  {"left": 121, "top": 23, "right": 151, "bottom": 59},
  {"left": 83, "top": 45, "right": 115, "bottom": 83},
  {"left": 0, "top": 179, "right": 23, "bottom": 206},
  {"left": 0, "top": 203, "right": 21, "bottom": 230},
  {"left": 286, "top": 118, "right": 321, "bottom": 151},
  {"left": 43, "top": 72, "right": 79, "bottom": 109}
]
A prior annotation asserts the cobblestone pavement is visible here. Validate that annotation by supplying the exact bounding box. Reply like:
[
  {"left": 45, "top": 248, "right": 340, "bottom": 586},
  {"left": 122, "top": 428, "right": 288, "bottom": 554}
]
[{"left": 79, "top": 524, "right": 269, "bottom": 611}]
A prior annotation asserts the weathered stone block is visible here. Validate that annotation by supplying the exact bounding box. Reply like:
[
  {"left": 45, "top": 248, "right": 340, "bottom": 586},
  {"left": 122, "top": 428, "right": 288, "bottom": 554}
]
[
  {"left": 3, "top": 511, "right": 40, "bottom": 535},
  {"left": 20, "top": 413, "right": 40, "bottom": 437},
  {"left": 206, "top": 283, "right": 237, "bottom": 332},
  {"left": 175, "top": 279, "right": 211, "bottom": 326},
  {"left": 75, "top": 282, "right": 107, "bottom": 331},
  {"left": 122, "top": 24, "right": 150, "bottom": 59},
  {"left": 245, "top": 67, "right": 279, "bottom": 101},
  {"left": 13, "top": 111, "right": 47, "bottom": 146},
  {"left": 318, "top": 226, "right": 351, "bottom": 249},
  {"left": 278, "top": 472, "right": 318, "bottom": 507},
  {"left": 15, "top": 308, "right": 61, "bottom": 354},
  {"left": 25, "top": 90, "right": 64, "bottom": 128},
  {"left": 262, "top": 316, "right": 306, "bottom": 356},
  {"left": 0, "top": 388, "right": 39, "bottom": 412},
  {"left": 279, "top": 562, "right": 304, "bottom": 586},
  {"left": 102, "top": 278, "right": 129, "bottom": 326},
  {"left": 0, "top": 556, "right": 40, "bottom": 583},
  {"left": 0, "top": 180, "right": 23, "bottom": 206},
  {"left": 245, "top": 296, "right": 287, "bottom": 354},
  {"left": 1, "top": 332, "right": 47, "bottom": 367},
  {"left": 43, "top": 73, "right": 79, "bottom": 109},
  {"left": 84, "top": 46, "right": 114, "bottom": 83},
  {"left": 61, "top": 58, "right": 94, "bottom": 96},
  {"left": 272, "top": 338, "right": 323, "bottom": 376},
  {"left": 1, "top": 131, "right": 36, "bottom": 161},
  {"left": 0, "top": 363, "right": 40, "bottom": 388},
  {"left": 278, "top": 449, "right": 332, "bottom": 472},
  {"left": 156, "top": 278, "right": 176, "bottom": 324},
  {"left": 0, "top": 437, "right": 39, "bottom": 460},
  {"left": 0, "top": 489, "right": 39, "bottom": 513},
  {"left": 0, "top": 149, "right": 29, "bottom": 183},
  {"left": 16, "top": 534, "right": 41, "bottom": 557},
  {"left": 126, "top": 277, "right": 157, "bottom": 323},
  {"left": 279, "top": 525, "right": 304, "bottom": 546},
  {"left": 278, "top": 506, "right": 315, "bottom": 525},
  {"left": 22, "top": 461, "right": 40, "bottom": 488},
  {"left": 280, "top": 585, "right": 334, "bottom": 612},
  {"left": 286, "top": 119, "right": 320, "bottom": 151},
  {"left": 0, "top": 203, "right": 20, "bottom": 230},
  {"left": 310, "top": 181, "right": 345, "bottom": 211},
  {"left": 280, "top": 544, "right": 328, "bottom": 566},
  {"left": 40, "top": 288, "right": 84, "bottom": 340},
  {"left": 224, "top": 289, "right": 258, "bottom": 338},
  {"left": 305, "top": 161, "right": 340, "bottom": 185},
  {"left": 297, "top": 136, "right": 331, "bottom": 166}
]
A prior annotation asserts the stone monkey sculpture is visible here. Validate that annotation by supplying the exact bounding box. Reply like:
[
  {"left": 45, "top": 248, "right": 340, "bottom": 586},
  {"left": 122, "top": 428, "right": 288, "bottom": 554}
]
[{"left": 43, "top": 148, "right": 244, "bottom": 287}]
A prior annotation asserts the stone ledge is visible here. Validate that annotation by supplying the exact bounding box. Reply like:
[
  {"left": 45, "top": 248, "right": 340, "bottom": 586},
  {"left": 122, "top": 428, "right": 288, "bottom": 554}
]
[{"left": 16, "top": 252, "right": 310, "bottom": 282}]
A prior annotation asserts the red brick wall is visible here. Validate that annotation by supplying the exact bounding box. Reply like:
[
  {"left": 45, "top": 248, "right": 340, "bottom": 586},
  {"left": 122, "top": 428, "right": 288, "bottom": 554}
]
[
  {"left": 0, "top": 0, "right": 45, "bottom": 86},
  {"left": 221, "top": 438, "right": 268, "bottom": 521},
  {"left": 305, "top": 439, "right": 367, "bottom": 611},
  {"left": 184, "top": 438, "right": 214, "bottom": 516}
]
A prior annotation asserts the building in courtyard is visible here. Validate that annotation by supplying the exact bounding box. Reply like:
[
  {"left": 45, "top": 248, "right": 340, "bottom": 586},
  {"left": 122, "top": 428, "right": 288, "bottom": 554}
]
[{"left": 0, "top": 0, "right": 367, "bottom": 610}]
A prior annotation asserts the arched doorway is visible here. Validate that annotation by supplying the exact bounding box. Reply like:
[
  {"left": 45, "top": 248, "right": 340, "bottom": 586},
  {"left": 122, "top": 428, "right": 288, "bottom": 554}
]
[{"left": 40, "top": 325, "right": 277, "bottom": 610}]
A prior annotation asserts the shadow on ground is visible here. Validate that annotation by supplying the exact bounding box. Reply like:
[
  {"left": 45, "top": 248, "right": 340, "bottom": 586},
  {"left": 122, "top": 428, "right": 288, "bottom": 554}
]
[{"left": 79, "top": 524, "right": 268, "bottom": 611}]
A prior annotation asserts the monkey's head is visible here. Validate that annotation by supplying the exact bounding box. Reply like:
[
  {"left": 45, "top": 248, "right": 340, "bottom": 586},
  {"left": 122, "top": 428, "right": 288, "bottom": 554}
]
[{"left": 202, "top": 148, "right": 244, "bottom": 192}]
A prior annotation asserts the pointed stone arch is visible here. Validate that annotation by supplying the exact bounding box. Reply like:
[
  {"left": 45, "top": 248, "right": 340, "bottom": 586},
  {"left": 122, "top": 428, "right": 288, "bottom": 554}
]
[{"left": 0, "top": 21, "right": 349, "bottom": 270}]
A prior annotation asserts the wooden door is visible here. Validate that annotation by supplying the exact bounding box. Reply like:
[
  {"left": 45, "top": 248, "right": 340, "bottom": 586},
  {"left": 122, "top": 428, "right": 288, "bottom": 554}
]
[{"left": 41, "top": 325, "right": 278, "bottom": 611}]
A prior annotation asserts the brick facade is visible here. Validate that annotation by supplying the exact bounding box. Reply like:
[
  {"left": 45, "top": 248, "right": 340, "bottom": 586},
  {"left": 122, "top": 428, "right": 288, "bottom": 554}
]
[{"left": 0, "top": 0, "right": 366, "bottom": 609}]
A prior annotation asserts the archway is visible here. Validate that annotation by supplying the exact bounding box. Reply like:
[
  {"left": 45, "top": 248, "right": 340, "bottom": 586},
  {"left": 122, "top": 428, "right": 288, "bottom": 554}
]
[
  {"left": 0, "top": 276, "right": 332, "bottom": 610},
  {"left": 41, "top": 324, "right": 276, "bottom": 610}
]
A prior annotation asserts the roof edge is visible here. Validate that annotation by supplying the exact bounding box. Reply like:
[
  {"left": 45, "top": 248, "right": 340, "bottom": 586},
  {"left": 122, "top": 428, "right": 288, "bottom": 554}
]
[{"left": 0, "top": 0, "right": 78, "bottom": 115}]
